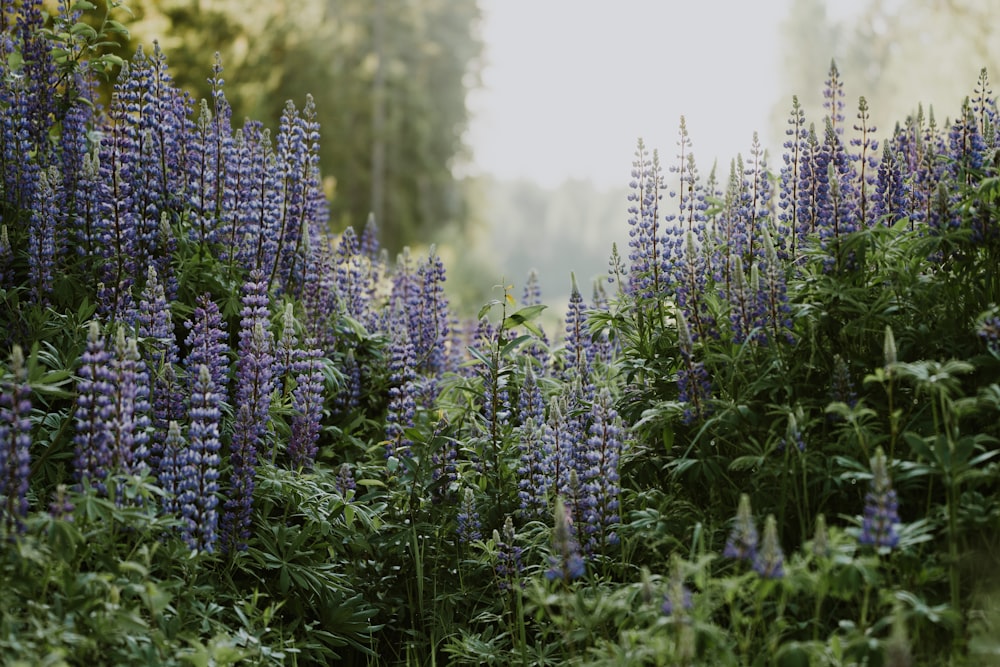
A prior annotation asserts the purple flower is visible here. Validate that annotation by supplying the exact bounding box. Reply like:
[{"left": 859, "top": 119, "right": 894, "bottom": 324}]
[
  {"left": 662, "top": 557, "right": 694, "bottom": 618},
  {"left": 73, "top": 322, "right": 116, "bottom": 494},
  {"left": 753, "top": 515, "right": 785, "bottom": 579},
  {"left": 457, "top": 487, "right": 481, "bottom": 545},
  {"left": 288, "top": 345, "right": 325, "bottom": 470},
  {"left": 1, "top": 346, "right": 32, "bottom": 533},
  {"left": 109, "top": 328, "right": 151, "bottom": 480},
  {"left": 778, "top": 96, "right": 809, "bottom": 259},
  {"left": 546, "top": 497, "right": 585, "bottom": 582},
  {"left": 723, "top": 494, "right": 758, "bottom": 562},
  {"left": 336, "top": 463, "right": 356, "bottom": 498},
  {"left": 28, "top": 166, "right": 60, "bottom": 305},
  {"left": 859, "top": 447, "right": 900, "bottom": 550},
  {"left": 182, "top": 365, "right": 222, "bottom": 552},
  {"left": 626, "top": 140, "right": 669, "bottom": 300},
  {"left": 385, "top": 326, "right": 417, "bottom": 460},
  {"left": 581, "top": 390, "right": 625, "bottom": 550},
  {"left": 184, "top": 294, "right": 230, "bottom": 405},
  {"left": 517, "top": 416, "right": 550, "bottom": 519},
  {"left": 561, "top": 275, "right": 591, "bottom": 382},
  {"left": 221, "top": 273, "right": 275, "bottom": 553},
  {"left": 138, "top": 266, "right": 181, "bottom": 475},
  {"left": 494, "top": 517, "right": 524, "bottom": 591}
]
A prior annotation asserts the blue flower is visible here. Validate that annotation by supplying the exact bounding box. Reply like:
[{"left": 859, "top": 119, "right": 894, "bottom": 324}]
[
  {"left": 753, "top": 515, "right": 785, "bottom": 579},
  {"left": 859, "top": 447, "right": 900, "bottom": 550},
  {"left": 73, "top": 322, "right": 116, "bottom": 495},
  {"left": 723, "top": 494, "right": 758, "bottom": 562},
  {"left": 1, "top": 346, "right": 32, "bottom": 533}
]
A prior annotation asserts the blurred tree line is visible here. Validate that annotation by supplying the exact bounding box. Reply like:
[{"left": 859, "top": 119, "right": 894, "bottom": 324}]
[
  {"left": 775, "top": 0, "right": 998, "bottom": 142},
  {"left": 91, "top": 0, "right": 483, "bottom": 253}
]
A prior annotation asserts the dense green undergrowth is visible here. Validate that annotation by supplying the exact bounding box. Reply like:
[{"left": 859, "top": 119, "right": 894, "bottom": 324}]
[{"left": 2, "top": 2, "right": 1000, "bottom": 665}]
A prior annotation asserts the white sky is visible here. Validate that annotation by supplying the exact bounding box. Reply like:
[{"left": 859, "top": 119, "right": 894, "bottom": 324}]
[{"left": 468, "top": 0, "right": 865, "bottom": 188}]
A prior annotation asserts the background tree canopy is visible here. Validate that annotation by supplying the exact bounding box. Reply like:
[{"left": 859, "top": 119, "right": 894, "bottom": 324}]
[{"left": 116, "top": 0, "right": 483, "bottom": 254}]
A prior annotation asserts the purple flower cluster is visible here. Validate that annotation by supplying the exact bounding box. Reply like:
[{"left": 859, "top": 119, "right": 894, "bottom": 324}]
[
  {"left": 456, "top": 487, "right": 482, "bottom": 545},
  {"left": 494, "top": 516, "right": 524, "bottom": 592},
  {"left": 180, "top": 365, "right": 222, "bottom": 552},
  {"left": 288, "top": 345, "right": 325, "bottom": 470},
  {"left": 1, "top": 346, "right": 32, "bottom": 533},
  {"left": 73, "top": 322, "right": 116, "bottom": 494},
  {"left": 546, "top": 497, "right": 585, "bottom": 582},
  {"left": 723, "top": 494, "right": 759, "bottom": 562},
  {"left": 859, "top": 447, "right": 900, "bottom": 550},
  {"left": 221, "top": 273, "right": 275, "bottom": 553}
]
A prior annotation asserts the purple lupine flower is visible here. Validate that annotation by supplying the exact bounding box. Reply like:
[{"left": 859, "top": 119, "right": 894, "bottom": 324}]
[
  {"left": 753, "top": 514, "right": 785, "bottom": 579},
  {"left": 581, "top": 388, "right": 624, "bottom": 550},
  {"left": 385, "top": 327, "right": 417, "bottom": 460},
  {"left": 546, "top": 497, "right": 585, "bottom": 582},
  {"left": 0, "top": 225, "right": 12, "bottom": 287},
  {"left": 561, "top": 275, "right": 591, "bottom": 383},
  {"left": 275, "top": 302, "right": 299, "bottom": 391},
  {"left": 59, "top": 89, "right": 93, "bottom": 231},
  {"left": 360, "top": 213, "right": 380, "bottom": 261},
  {"left": 795, "top": 124, "right": 823, "bottom": 243},
  {"left": 730, "top": 134, "right": 771, "bottom": 263},
  {"left": 494, "top": 516, "right": 524, "bottom": 592},
  {"left": 626, "top": 139, "right": 667, "bottom": 300},
  {"left": 675, "top": 311, "right": 712, "bottom": 425},
  {"left": 413, "top": 247, "right": 452, "bottom": 379},
  {"left": 336, "top": 462, "right": 356, "bottom": 498},
  {"left": 859, "top": 447, "right": 900, "bottom": 550},
  {"left": 73, "top": 322, "right": 115, "bottom": 494},
  {"left": 109, "top": 329, "right": 151, "bottom": 480},
  {"left": 184, "top": 294, "right": 230, "bottom": 405},
  {"left": 829, "top": 354, "right": 858, "bottom": 410},
  {"left": 482, "top": 364, "right": 511, "bottom": 455},
  {"left": 269, "top": 97, "right": 320, "bottom": 294},
  {"left": 872, "top": 141, "right": 909, "bottom": 226},
  {"left": 1, "top": 346, "right": 32, "bottom": 533},
  {"left": 456, "top": 487, "right": 482, "bottom": 545},
  {"left": 659, "top": 118, "right": 700, "bottom": 284},
  {"left": 850, "top": 97, "right": 880, "bottom": 228},
  {"left": 822, "top": 60, "right": 846, "bottom": 135},
  {"left": 333, "top": 226, "right": 372, "bottom": 322},
  {"left": 517, "top": 363, "right": 545, "bottom": 428},
  {"left": 430, "top": 419, "right": 458, "bottom": 504},
  {"left": 978, "top": 315, "right": 1000, "bottom": 354},
  {"left": 727, "top": 255, "right": 757, "bottom": 344},
  {"left": 662, "top": 557, "right": 694, "bottom": 618},
  {"left": 517, "top": 417, "right": 551, "bottom": 519},
  {"left": 0, "top": 55, "right": 40, "bottom": 217},
  {"left": 755, "top": 229, "right": 794, "bottom": 345},
  {"left": 332, "top": 349, "right": 362, "bottom": 418},
  {"left": 816, "top": 118, "right": 861, "bottom": 260},
  {"left": 28, "top": 166, "right": 60, "bottom": 305},
  {"left": 138, "top": 266, "right": 181, "bottom": 474},
  {"left": 778, "top": 96, "right": 809, "bottom": 259},
  {"left": 157, "top": 419, "right": 185, "bottom": 520},
  {"left": 48, "top": 484, "right": 74, "bottom": 522},
  {"left": 182, "top": 365, "right": 222, "bottom": 552},
  {"left": 723, "top": 494, "right": 758, "bottom": 562},
  {"left": 221, "top": 273, "right": 275, "bottom": 553},
  {"left": 676, "top": 230, "right": 716, "bottom": 343},
  {"left": 288, "top": 345, "right": 325, "bottom": 470}
]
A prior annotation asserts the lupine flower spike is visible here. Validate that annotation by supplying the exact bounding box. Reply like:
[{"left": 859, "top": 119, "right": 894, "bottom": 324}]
[
  {"left": 723, "top": 493, "right": 758, "bottom": 562},
  {"left": 753, "top": 514, "right": 785, "bottom": 579},
  {"left": 546, "top": 497, "right": 585, "bottom": 583},
  {"left": 860, "top": 446, "right": 900, "bottom": 550}
]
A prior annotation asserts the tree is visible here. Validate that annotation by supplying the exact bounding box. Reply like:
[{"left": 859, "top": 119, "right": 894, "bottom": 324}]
[
  {"left": 124, "top": 0, "right": 483, "bottom": 253},
  {"left": 775, "top": 0, "right": 1000, "bottom": 143}
]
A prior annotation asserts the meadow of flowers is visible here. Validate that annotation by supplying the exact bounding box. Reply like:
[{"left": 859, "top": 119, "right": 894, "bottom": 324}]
[{"left": 2, "top": 2, "right": 1000, "bottom": 665}]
